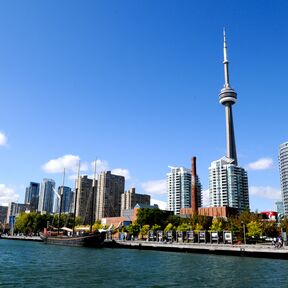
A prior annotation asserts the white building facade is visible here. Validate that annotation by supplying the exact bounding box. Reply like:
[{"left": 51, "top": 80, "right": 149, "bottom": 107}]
[
  {"left": 167, "top": 166, "right": 202, "bottom": 215},
  {"left": 209, "top": 157, "right": 249, "bottom": 213},
  {"left": 279, "top": 141, "right": 288, "bottom": 216}
]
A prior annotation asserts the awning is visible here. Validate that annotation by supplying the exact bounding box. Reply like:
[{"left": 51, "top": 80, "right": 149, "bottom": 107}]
[
  {"left": 74, "top": 226, "right": 90, "bottom": 231},
  {"left": 61, "top": 227, "right": 73, "bottom": 232}
]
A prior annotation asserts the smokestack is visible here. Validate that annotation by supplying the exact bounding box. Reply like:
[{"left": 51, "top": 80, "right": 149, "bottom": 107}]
[{"left": 191, "top": 156, "right": 198, "bottom": 214}]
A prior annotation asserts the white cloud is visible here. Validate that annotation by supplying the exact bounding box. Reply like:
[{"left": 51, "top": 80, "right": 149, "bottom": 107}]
[
  {"left": 111, "top": 168, "right": 131, "bottom": 180},
  {"left": 0, "top": 132, "right": 7, "bottom": 146},
  {"left": 42, "top": 155, "right": 88, "bottom": 174},
  {"left": 141, "top": 179, "right": 166, "bottom": 195},
  {"left": 0, "top": 184, "right": 19, "bottom": 206},
  {"left": 90, "top": 160, "right": 130, "bottom": 179},
  {"left": 247, "top": 158, "right": 273, "bottom": 170},
  {"left": 151, "top": 198, "right": 167, "bottom": 210},
  {"left": 250, "top": 186, "right": 281, "bottom": 200}
]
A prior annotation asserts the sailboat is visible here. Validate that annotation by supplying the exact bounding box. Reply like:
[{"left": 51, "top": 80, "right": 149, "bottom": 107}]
[{"left": 40, "top": 162, "right": 106, "bottom": 247}]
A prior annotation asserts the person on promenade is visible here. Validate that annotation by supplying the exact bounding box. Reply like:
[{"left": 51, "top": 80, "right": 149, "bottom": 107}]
[
  {"left": 278, "top": 236, "right": 283, "bottom": 248},
  {"left": 273, "top": 236, "right": 283, "bottom": 248}
]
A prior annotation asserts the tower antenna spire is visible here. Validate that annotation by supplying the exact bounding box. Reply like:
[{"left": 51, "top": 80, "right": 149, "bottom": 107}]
[{"left": 223, "top": 27, "right": 230, "bottom": 87}]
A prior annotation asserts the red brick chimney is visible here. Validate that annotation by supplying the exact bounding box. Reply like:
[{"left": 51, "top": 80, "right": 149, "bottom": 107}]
[{"left": 191, "top": 156, "right": 198, "bottom": 214}]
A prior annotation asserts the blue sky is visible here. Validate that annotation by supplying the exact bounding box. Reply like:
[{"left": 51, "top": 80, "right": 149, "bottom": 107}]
[{"left": 0, "top": 0, "right": 287, "bottom": 212}]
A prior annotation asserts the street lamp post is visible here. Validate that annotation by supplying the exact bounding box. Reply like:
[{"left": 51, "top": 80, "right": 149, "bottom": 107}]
[{"left": 241, "top": 221, "right": 246, "bottom": 245}]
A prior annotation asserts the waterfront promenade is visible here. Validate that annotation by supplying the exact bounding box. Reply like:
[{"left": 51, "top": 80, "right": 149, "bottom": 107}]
[
  {"left": 105, "top": 239, "right": 288, "bottom": 259},
  {"left": 2, "top": 234, "right": 288, "bottom": 259}
]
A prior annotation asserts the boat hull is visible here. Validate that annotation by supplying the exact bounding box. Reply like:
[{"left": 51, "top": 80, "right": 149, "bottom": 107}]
[{"left": 39, "top": 232, "right": 106, "bottom": 247}]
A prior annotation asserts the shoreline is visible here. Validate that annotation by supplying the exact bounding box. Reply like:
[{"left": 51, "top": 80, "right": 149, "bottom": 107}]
[
  {"left": 2, "top": 235, "right": 288, "bottom": 259},
  {"left": 104, "top": 239, "right": 288, "bottom": 260},
  {"left": 0, "top": 235, "right": 42, "bottom": 242}
]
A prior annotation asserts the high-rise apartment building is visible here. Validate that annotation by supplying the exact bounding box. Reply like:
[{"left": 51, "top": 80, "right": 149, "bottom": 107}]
[
  {"left": 6, "top": 202, "right": 28, "bottom": 223},
  {"left": 96, "top": 171, "right": 125, "bottom": 220},
  {"left": 275, "top": 201, "right": 284, "bottom": 219},
  {"left": 0, "top": 206, "right": 8, "bottom": 224},
  {"left": 279, "top": 141, "right": 288, "bottom": 216},
  {"left": 25, "top": 182, "right": 40, "bottom": 211},
  {"left": 57, "top": 186, "right": 74, "bottom": 213},
  {"left": 38, "top": 179, "right": 55, "bottom": 214},
  {"left": 121, "top": 187, "right": 150, "bottom": 213},
  {"left": 167, "top": 166, "right": 202, "bottom": 215},
  {"left": 209, "top": 157, "right": 249, "bottom": 213},
  {"left": 75, "top": 176, "right": 96, "bottom": 224}
]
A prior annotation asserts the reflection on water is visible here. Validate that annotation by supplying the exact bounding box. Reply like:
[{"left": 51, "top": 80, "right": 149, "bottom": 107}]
[{"left": 1, "top": 240, "right": 288, "bottom": 287}]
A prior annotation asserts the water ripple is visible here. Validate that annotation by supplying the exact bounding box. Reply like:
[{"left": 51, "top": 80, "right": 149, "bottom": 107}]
[{"left": 1, "top": 240, "right": 288, "bottom": 287}]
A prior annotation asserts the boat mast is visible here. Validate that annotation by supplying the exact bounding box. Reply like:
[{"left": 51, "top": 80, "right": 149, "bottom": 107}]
[
  {"left": 73, "top": 161, "right": 81, "bottom": 235},
  {"left": 58, "top": 168, "right": 65, "bottom": 235},
  {"left": 90, "top": 159, "right": 97, "bottom": 232}
]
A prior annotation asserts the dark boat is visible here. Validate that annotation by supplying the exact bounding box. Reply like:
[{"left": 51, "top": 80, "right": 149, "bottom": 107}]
[
  {"left": 39, "top": 230, "right": 106, "bottom": 247},
  {"left": 40, "top": 163, "right": 106, "bottom": 248}
]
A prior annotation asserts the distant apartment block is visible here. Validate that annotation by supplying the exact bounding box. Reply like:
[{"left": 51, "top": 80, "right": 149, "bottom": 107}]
[
  {"left": 121, "top": 187, "right": 150, "bottom": 216},
  {"left": 38, "top": 179, "right": 55, "bottom": 214},
  {"left": 275, "top": 201, "right": 284, "bottom": 219},
  {"left": 167, "top": 166, "right": 202, "bottom": 215},
  {"left": 6, "top": 202, "right": 28, "bottom": 223},
  {"left": 25, "top": 182, "right": 40, "bottom": 211},
  {"left": 0, "top": 206, "right": 8, "bottom": 224},
  {"left": 96, "top": 171, "right": 125, "bottom": 220},
  {"left": 75, "top": 176, "right": 95, "bottom": 225},
  {"left": 279, "top": 141, "right": 288, "bottom": 216}
]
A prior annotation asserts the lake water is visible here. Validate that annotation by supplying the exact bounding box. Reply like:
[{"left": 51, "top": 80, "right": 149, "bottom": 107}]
[{"left": 1, "top": 239, "right": 288, "bottom": 287}]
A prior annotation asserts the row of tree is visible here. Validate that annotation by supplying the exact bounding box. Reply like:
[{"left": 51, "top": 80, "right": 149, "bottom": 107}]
[
  {"left": 8, "top": 208, "right": 288, "bottom": 242},
  {"left": 124, "top": 208, "right": 285, "bottom": 242},
  {"left": 10, "top": 212, "right": 82, "bottom": 235}
]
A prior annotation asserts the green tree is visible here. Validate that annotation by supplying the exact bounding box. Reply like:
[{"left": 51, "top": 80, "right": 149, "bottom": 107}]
[
  {"left": 136, "top": 208, "right": 173, "bottom": 229},
  {"left": 164, "top": 223, "right": 175, "bottom": 233},
  {"left": 139, "top": 224, "right": 150, "bottom": 239},
  {"left": 166, "top": 215, "right": 182, "bottom": 227},
  {"left": 280, "top": 217, "right": 288, "bottom": 232},
  {"left": 12, "top": 212, "right": 80, "bottom": 235},
  {"left": 125, "top": 223, "right": 140, "bottom": 236},
  {"left": 198, "top": 215, "right": 213, "bottom": 230},
  {"left": 246, "top": 221, "right": 262, "bottom": 241},
  {"left": 14, "top": 213, "right": 29, "bottom": 234},
  {"left": 176, "top": 223, "right": 192, "bottom": 232},
  {"left": 239, "top": 210, "right": 259, "bottom": 224},
  {"left": 262, "top": 221, "right": 279, "bottom": 238},
  {"left": 209, "top": 217, "right": 224, "bottom": 232},
  {"left": 92, "top": 222, "right": 103, "bottom": 232},
  {"left": 14, "top": 212, "right": 40, "bottom": 234},
  {"left": 194, "top": 223, "right": 203, "bottom": 235},
  {"left": 226, "top": 216, "right": 241, "bottom": 233},
  {"left": 151, "top": 224, "right": 161, "bottom": 232}
]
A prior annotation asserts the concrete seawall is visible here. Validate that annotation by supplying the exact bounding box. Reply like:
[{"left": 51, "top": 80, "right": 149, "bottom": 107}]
[
  {"left": 0, "top": 235, "right": 42, "bottom": 242},
  {"left": 104, "top": 240, "right": 288, "bottom": 260}
]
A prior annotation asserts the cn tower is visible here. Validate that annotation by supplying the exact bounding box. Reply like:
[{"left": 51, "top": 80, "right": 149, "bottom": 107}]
[{"left": 219, "top": 29, "right": 238, "bottom": 165}]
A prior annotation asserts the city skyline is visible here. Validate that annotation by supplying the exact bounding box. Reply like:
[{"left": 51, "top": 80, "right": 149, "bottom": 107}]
[{"left": 0, "top": 1, "right": 288, "bottom": 212}]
